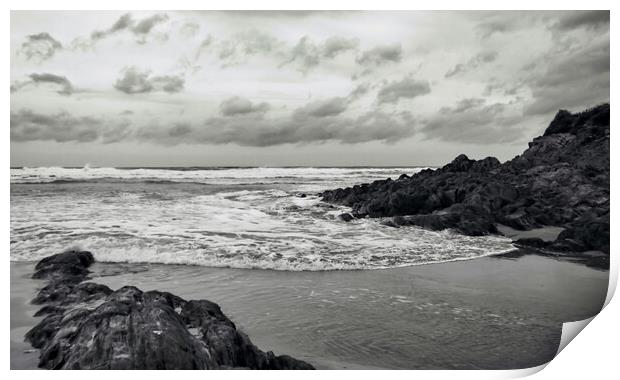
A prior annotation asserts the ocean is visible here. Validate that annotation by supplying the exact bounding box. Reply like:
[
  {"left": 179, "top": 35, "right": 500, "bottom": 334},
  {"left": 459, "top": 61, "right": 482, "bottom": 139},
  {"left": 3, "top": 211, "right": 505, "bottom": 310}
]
[
  {"left": 10, "top": 166, "right": 515, "bottom": 270},
  {"left": 10, "top": 166, "right": 609, "bottom": 369}
]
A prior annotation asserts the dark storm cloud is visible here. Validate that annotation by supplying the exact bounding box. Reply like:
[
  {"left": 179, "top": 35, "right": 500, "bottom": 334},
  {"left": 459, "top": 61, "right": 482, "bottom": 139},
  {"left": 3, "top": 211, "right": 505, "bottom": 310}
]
[
  {"left": 553, "top": 10, "right": 609, "bottom": 31},
  {"left": 523, "top": 40, "right": 609, "bottom": 116},
  {"left": 220, "top": 96, "right": 270, "bottom": 116},
  {"left": 376, "top": 77, "right": 431, "bottom": 104},
  {"left": 139, "top": 108, "right": 415, "bottom": 147},
  {"left": 19, "top": 32, "right": 63, "bottom": 61},
  {"left": 356, "top": 44, "right": 402, "bottom": 66},
  {"left": 11, "top": 73, "right": 74, "bottom": 95},
  {"left": 445, "top": 51, "right": 498, "bottom": 78},
  {"left": 422, "top": 99, "right": 523, "bottom": 144},
  {"left": 114, "top": 67, "right": 184, "bottom": 94},
  {"left": 10, "top": 109, "right": 130, "bottom": 143}
]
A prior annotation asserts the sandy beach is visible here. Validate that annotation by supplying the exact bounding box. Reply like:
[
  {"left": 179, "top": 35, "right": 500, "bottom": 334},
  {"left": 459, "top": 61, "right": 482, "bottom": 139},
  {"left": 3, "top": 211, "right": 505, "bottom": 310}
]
[{"left": 11, "top": 251, "right": 608, "bottom": 370}]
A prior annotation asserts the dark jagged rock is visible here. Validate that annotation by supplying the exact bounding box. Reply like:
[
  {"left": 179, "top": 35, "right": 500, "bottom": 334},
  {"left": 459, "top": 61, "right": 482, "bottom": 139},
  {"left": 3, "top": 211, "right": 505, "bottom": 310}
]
[
  {"left": 321, "top": 104, "right": 610, "bottom": 255},
  {"left": 25, "top": 251, "right": 314, "bottom": 370},
  {"left": 338, "top": 213, "right": 354, "bottom": 222},
  {"left": 32, "top": 250, "right": 95, "bottom": 282}
]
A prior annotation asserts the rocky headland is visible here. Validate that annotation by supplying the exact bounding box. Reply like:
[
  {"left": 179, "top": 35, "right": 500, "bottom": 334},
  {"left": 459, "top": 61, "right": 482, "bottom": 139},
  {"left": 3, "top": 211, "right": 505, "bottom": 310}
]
[
  {"left": 25, "top": 250, "right": 314, "bottom": 370},
  {"left": 321, "top": 104, "right": 610, "bottom": 262}
]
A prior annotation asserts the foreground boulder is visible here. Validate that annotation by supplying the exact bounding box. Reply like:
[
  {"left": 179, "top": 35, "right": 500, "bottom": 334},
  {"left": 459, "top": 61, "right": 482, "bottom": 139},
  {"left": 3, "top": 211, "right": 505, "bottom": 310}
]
[
  {"left": 320, "top": 104, "right": 610, "bottom": 255},
  {"left": 25, "top": 250, "right": 314, "bottom": 370}
]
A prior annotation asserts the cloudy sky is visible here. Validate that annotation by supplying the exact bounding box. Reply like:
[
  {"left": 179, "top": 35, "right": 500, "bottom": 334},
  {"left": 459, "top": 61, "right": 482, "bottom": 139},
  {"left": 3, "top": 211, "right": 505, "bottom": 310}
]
[{"left": 10, "top": 10, "right": 609, "bottom": 167}]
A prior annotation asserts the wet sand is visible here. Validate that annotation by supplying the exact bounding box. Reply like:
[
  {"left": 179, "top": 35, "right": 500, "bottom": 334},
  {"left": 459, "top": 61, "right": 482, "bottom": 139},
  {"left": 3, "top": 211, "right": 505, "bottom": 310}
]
[
  {"left": 11, "top": 252, "right": 608, "bottom": 370},
  {"left": 496, "top": 224, "right": 565, "bottom": 242}
]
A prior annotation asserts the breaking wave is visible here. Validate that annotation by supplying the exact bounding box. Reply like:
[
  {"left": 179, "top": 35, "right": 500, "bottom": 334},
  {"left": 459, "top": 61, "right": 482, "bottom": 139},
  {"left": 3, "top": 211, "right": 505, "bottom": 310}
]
[{"left": 10, "top": 167, "right": 516, "bottom": 271}]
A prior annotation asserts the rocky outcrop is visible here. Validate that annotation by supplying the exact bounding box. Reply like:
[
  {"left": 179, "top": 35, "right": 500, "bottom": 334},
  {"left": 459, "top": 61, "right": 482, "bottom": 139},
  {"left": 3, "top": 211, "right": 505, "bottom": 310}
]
[
  {"left": 25, "top": 250, "right": 314, "bottom": 370},
  {"left": 320, "top": 104, "right": 610, "bottom": 255}
]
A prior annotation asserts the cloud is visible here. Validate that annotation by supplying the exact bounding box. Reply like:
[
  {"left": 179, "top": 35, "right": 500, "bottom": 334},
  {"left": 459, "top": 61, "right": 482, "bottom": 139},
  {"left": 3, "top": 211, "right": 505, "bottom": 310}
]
[
  {"left": 30, "top": 73, "right": 74, "bottom": 95},
  {"left": 10, "top": 109, "right": 130, "bottom": 143},
  {"left": 212, "top": 30, "right": 283, "bottom": 67},
  {"left": 194, "top": 35, "right": 214, "bottom": 60},
  {"left": 553, "top": 11, "right": 609, "bottom": 31},
  {"left": 445, "top": 51, "right": 498, "bottom": 78},
  {"left": 215, "top": 10, "right": 354, "bottom": 19},
  {"left": 133, "top": 14, "right": 169, "bottom": 35},
  {"left": 483, "top": 79, "right": 520, "bottom": 96},
  {"left": 294, "top": 97, "right": 348, "bottom": 118},
  {"left": 19, "top": 32, "right": 62, "bottom": 61},
  {"left": 88, "top": 13, "right": 169, "bottom": 44},
  {"left": 11, "top": 73, "right": 74, "bottom": 95},
  {"left": 197, "top": 33, "right": 358, "bottom": 71},
  {"left": 473, "top": 11, "right": 545, "bottom": 39},
  {"left": 522, "top": 40, "right": 609, "bottom": 116},
  {"left": 281, "top": 36, "right": 320, "bottom": 71},
  {"left": 348, "top": 83, "right": 370, "bottom": 101},
  {"left": 422, "top": 99, "right": 523, "bottom": 144},
  {"left": 321, "top": 36, "right": 359, "bottom": 58},
  {"left": 476, "top": 21, "right": 511, "bottom": 39},
  {"left": 180, "top": 22, "right": 200, "bottom": 37},
  {"left": 138, "top": 109, "right": 415, "bottom": 147},
  {"left": 356, "top": 44, "right": 402, "bottom": 66},
  {"left": 114, "top": 67, "right": 184, "bottom": 94},
  {"left": 91, "top": 13, "right": 132, "bottom": 40},
  {"left": 220, "top": 96, "right": 270, "bottom": 116},
  {"left": 452, "top": 98, "right": 485, "bottom": 112},
  {"left": 12, "top": 99, "right": 415, "bottom": 147},
  {"left": 281, "top": 35, "right": 361, "bottom": 71},
  {"left": 376, "top": 77, "right": 431, "bottom": 104}
]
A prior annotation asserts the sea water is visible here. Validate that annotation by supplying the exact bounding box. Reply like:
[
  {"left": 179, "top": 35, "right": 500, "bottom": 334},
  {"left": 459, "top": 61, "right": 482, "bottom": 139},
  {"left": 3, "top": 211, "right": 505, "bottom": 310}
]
[{"left": 10, "top": 166, "right": 515, "bottom": 270}]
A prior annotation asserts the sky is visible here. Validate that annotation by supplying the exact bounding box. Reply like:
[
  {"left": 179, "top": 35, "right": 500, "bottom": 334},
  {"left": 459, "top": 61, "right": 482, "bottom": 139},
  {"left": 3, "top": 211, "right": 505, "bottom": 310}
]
[{"left": 10, "top": 10, "right": 610, "bottom": 167}]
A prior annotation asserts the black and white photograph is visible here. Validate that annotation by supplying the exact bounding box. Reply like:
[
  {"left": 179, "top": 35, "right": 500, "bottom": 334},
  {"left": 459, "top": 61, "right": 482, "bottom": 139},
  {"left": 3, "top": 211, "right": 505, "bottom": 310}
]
[{"left": 8, "top": 7, "right": 613, "bottom": 372}]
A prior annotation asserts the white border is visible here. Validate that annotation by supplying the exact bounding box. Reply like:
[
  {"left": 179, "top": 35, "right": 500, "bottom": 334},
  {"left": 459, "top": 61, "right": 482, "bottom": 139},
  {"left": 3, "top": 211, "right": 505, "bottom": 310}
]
[{"left": 4, "top": 1, "right": 617, "bottom": 379}]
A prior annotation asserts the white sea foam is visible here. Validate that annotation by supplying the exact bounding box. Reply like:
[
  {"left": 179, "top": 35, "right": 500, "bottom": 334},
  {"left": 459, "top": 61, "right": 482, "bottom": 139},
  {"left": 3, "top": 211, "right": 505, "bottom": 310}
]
[
  {"left": 11, "top": 166, "right": 423, "bottom": 185},
  {"left": 10, "top": 167, "right": 516, "bottom": 271}
]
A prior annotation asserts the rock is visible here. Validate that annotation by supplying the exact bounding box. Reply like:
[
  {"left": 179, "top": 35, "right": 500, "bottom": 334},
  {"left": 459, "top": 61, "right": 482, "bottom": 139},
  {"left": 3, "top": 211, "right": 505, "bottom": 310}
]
[
  {"left": 25, "top": 251, "right": 314, "bottom": 370},
  {"left": 444, "top": 154, "right": 475, "bottom": 172},
  {"left": 496, "top": 210, "right": 537, "bottom": 231},
  {"left": 32, "top": 250, "right": 94, "bottom": 282},
  {"left": 470, "top": 157, "right": 501, "bottom": 172},
  {"left": 338, "top": 213, "right": 354, "bottom": 222},
  {"left": 320, "top": 104, "right": 610, "bottom": 255},
  {"left": 512, "top": 238, "right": 549, "bottom": 249},
  {"left": 380, "top": 218, "right": 400, "bottom": 228}
]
